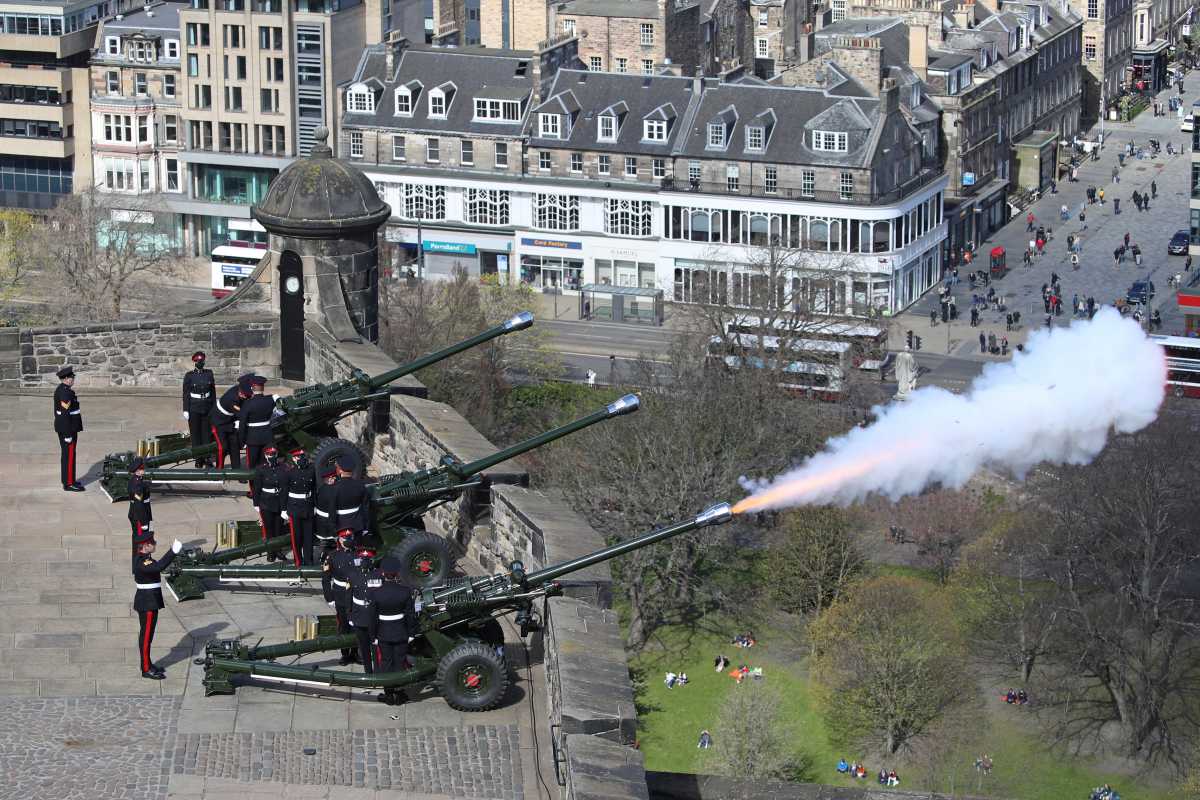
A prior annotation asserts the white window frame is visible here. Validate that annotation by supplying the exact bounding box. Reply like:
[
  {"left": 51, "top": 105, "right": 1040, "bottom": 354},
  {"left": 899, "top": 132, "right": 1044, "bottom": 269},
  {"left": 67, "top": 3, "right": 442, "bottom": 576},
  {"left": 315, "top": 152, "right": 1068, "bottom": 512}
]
[
  {"left": 349, "top": 130, "right": 364, "bottom": 158},
  {"left": 764, "top": 165, "right": 777, "bottom": 194},
  {"left": 427, "top": 137, "right": 440, "bottom": 163},
  {"left": 539, "top": 113, "right": 561, "bottom": 139},
  {"left": 756, "top": 36, "right": 769, "bottom": 58},
  {"left": 707, "top": 123, "right": 725, "bottom": 148},
  {"left": 464, "top": 188, "right": 510, "bottom": 225},
  {"left": 640, "top": 22, "right": 654, "bottom": 46},
  {"left": 163, "top": 74, "right": 176, "bottom": 98},
  {"left": 624, "top": 156, "right": 637, "bottom": 177},
  {"left": 801, "top": 169, "right": 815, "bottom": 197},
  {"left": 166, "top": 39, "right": 179, "bottom": 59},
  {"left": 562, "top": 18, "right": 575, "bottom": 36},
  {"left": 598, "top": 114, "right": 616, "bottom": 142},
  {"left": 460, "top": 139, "right": 473, "bottom": 165},
  {"left": 598, "top": 154, "right": 610, "bottom": 175},
  {"left": 589, "top": 55, "right": 602, "bottom": 71},
  {"left": 652, "top": 158, "right": 665, "bottom": 178},
  {"left": 428, "top": 89, "right": 446, "bottom": 118},
  {"left": 395, "top": 88, "right": 412, "bottom": 116},
  {"left": 164, "top": 157, "right": 180, "bottom": 192},
  {"left": 615, "top": 57, "right": 628, "bottom": 73},
  {"left": 392, "top": 134, "right": 405, "bottom": 161},
  {"left": 746, "top": 125, "right": 764, "bottom": 151},
  {"left": 105, "top": 36, "right": 119, "bottom": 55},
  {"left": 533, "top": 193, "right": 580, "bottom": 231},
  {"left": 494, "top": 141, "right": 509, "bottom": 168},
  {"left": 347, "top": 85, "right": 375, "bottom": 113},
  {"left": 570, "top": 152, "right": 583, "bottom": 173},
  {"left": 643, "top": 119, "right": 667, "bottom": 142},
  {"left": 604, "top": 198, "right": 652, "bottom": 237},
  {"left": 106, "top": 70, "right": 119, "bottom": 95},
  {"left": 538, "top": 151, "right": 551, "bottom": 170},
  {"left": 839, "top": 171, "right": 854, "bottom": 200},
  {"left": 812, "top": 130, "right": 848, "bottom": 152}
]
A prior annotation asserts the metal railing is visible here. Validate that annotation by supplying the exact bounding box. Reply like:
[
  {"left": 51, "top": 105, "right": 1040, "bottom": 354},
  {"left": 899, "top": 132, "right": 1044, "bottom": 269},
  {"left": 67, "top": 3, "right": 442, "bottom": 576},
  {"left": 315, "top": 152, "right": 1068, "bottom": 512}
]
[{"left": 660, "top": 168, "right": 943, "bottom": 205}]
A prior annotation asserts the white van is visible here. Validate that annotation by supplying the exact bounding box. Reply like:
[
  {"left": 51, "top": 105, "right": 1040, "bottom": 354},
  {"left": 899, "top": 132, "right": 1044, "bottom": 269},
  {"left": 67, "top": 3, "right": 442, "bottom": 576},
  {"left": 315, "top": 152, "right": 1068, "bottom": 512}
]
[{"left": 1182, "top": 114, "right": 1194, "bottom": 133}]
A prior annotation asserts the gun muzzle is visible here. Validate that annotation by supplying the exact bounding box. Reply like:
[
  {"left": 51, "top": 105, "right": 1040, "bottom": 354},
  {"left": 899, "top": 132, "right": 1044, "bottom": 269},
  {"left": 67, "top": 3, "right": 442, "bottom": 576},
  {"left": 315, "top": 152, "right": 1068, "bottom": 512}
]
[
  {"left": 505, "top": 311, "right": 535, "bottom": 331},
  {"left": 694, "top": 502, "right": 733, "bottom": 526},
  {"left": 606, "top": 394, "right": 640, "bottom": 417}
]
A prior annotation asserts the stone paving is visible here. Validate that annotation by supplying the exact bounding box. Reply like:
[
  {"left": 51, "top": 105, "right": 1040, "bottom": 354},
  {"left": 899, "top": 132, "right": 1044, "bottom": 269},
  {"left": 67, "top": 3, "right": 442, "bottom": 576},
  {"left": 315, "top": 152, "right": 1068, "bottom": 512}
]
[
  {"left": 898, "top": 68, "right": 1200, "bottom": 356},
  {"left": 0, "top": 389, "right": 550, "bottom": 800}
]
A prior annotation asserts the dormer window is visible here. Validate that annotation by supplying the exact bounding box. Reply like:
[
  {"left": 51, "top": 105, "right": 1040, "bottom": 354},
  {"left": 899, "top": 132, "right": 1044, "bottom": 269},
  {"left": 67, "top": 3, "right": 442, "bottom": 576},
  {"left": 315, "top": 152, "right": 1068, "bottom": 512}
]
[
  {"left": 429, "top": 90, "right": 446, "bottom": 117},
  {"left": 598, "top": 114, "right": 616, "bottom": 142},
  {"left": 707, "top": 123, "right": 725, "bottom": 148},
  {"left": 911, "top": 84, "right": 921, "bottom": 107},
  {"left": 347, "top": 83, "right": 375, "bottom": 113},
  {"left": 166, "top": 39, "right": 179, "bottom": 59},
  {"left": 643, "top": 119, "right": 667, "bottom": 142},
  {"left": 812, "top": 130, "right": 847, "bottom": 152},
  {"left": 539, "top": 113, "right": 561, "bottom": 139},
  {"left": 395, "top": 88, "right": 412, "bottom": 115},
  {"left": 105, "top": 36, "right": 119, "bottom": 56},
  {"left": 746, "top": 125, "right": 764, "bottom": 151}
]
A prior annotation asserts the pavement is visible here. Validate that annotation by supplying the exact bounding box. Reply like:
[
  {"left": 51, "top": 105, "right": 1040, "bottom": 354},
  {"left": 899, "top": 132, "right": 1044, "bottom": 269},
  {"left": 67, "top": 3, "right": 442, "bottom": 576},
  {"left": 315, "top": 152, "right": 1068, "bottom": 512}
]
[
  {"left": 896, "top": 68, "right": 1200, "bottom": 360},
  {"left": 0, "top": 390, "right": 552, "bottom": 800}
]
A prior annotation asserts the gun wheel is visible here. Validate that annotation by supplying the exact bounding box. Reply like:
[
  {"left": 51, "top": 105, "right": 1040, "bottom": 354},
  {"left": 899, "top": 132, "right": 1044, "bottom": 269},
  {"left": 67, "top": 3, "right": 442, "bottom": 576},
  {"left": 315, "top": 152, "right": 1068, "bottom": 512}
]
[
  {"left": 437, "top": 640, "right": 509, "bottom": 711},
  {"left": 388, "top": 530, "right": 452, "bottom": 587},
  {"left": 310, "top": 438, "right": 367, "bottom": 479}
]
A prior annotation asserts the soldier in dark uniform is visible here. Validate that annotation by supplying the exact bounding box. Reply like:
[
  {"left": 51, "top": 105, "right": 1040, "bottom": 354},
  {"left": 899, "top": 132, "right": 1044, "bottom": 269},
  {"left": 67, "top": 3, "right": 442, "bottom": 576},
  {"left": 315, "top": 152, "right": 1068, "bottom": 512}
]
[
  {"left": 324, "top": 528, "right": 359, "bottom": 665},
  {"left": 348, "top": 538, "right": 382, "bottom": 674},
  {"left": 282, "top": 449, "right": 317, "bottom": 566},
  {"left": 333, "top": 456, "right": 370, "bottom": 537},
  {"left": 181, "top": 351, "right": 217, "bottom": 467},
  {"left": 211, "top": 374, "right": 252, "bottom": 469},
  {"left": 133, "top": 531, "right": 182, "bottom": 679},
  {"left": 368, "top": 556, "right": 418, "bottom": 704},
  {"left": 128, "top": 457, "right": 153, "bottom": 556},
  {"left": 53, "top": 366, "right": 84, "bottom": 492},
  {"left": 252, "top": 445, "right": 284, "bottom": 549},
  {"left": 313, "top": 467, "right": 339, "bottom": 553},
  {"left": 238, "top": 375, "right": 275, "bottom": 469}
]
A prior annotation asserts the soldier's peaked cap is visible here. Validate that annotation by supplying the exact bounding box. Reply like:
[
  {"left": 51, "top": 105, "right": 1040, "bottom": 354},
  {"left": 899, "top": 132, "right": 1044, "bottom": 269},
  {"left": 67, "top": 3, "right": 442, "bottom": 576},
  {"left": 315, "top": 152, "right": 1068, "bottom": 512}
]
[
  {"left": 130, "top": 456, "right": 146, "bottom": 472},
  {"left": 336, "top": 456, "right": 356, "bottom": 472},
  {"left": 250, "top": 375, "right": 267, "bottom": 387},
  {"left": 56, "top": 366, "right": 75, "bottom": 380},
  {"left": 379, "top": 557, "right": 403, "bottom": 575},
  {"left": 192, "top": 351, "right": 206, "bottom": 362},
  {"left": 133, "top": 529, "right": 156, "bottom": 547}
]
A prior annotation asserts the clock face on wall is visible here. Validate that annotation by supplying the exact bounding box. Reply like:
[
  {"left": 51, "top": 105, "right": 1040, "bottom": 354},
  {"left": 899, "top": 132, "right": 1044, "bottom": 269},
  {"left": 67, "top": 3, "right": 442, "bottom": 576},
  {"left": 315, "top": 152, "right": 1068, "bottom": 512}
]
[{"left": 284, "top": 275, "right": 301, "bottom": 294}]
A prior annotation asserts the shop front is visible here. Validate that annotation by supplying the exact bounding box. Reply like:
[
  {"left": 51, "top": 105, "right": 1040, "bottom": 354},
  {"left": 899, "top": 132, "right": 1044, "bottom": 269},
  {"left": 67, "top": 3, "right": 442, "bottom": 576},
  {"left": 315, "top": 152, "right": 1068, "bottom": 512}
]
[
  {"left": 382, "top": 225, "right": 512, "bottom": 281},
  {"left": 1013, "top": 131, "right": 1058, "bottom": 192},
  {"left": 1133, "top": 41, "right": 1170, "bottom": 92},
  {"left": 518, "top": 236, "right": 584, "bottom": 291}
]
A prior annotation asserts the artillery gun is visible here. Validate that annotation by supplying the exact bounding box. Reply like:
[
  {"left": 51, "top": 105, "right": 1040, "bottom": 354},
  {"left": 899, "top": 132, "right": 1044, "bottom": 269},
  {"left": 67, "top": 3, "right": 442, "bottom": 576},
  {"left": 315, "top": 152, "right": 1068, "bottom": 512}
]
[
  {"left": 99, "top": 313, "right": 535, "bottom": 500},
  {"left": 200, "top": 501, "right": 733, "bottom": 710},
  {"left": 162, "top": 394, "right": 642, "bottom": 600}
]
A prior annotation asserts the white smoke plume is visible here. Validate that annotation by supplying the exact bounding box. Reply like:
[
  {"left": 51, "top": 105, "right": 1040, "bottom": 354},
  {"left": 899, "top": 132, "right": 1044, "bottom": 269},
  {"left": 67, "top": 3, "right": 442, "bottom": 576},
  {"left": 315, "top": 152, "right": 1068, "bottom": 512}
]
[{"left": 736, "top": 309, "right": 1166, "bottom": 512}]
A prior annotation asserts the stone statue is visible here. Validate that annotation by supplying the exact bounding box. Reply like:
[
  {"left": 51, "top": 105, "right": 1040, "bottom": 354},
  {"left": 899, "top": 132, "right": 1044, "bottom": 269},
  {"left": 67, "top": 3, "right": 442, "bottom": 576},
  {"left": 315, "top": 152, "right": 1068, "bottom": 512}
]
[{"left": 894, "top": 350, "right": 917, "bottom": 399}]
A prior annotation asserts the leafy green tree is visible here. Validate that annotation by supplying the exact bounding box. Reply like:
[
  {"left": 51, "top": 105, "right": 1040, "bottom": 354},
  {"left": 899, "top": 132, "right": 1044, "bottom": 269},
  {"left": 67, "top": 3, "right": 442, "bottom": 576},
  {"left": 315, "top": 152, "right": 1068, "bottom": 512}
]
[
  {"left": 809, "top": 575, "right": 975, "bottom": 754},
  {"left": 767, "top": 506, "right": 864, "bottom": 617}
]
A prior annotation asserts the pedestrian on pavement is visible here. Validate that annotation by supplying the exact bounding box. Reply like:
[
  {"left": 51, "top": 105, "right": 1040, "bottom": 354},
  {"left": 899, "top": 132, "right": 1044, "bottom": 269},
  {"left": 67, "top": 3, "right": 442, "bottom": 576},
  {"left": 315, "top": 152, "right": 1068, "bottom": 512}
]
[
  {"left": 1133, "top": 190, "right": 1142, "bottom": 211},
  {"left": 1005, "top": 313, "right": 1013, "bottom": 331},
  {"left": 1071, "top": 166, "right": 1078, "bottom": 182},
  {"left": 1087, "top": 296, "right": 1096, "bottom": 318},
  {"left": 1114, "top": 197, "right": 1121, "bottom": 214},
  {"left": 1114, "top": 247, "right": 1122, "bottom": 266},
  {"left": 1112, "top": 166, "right": 1119, "bottom": 183},
  {"left": 1187, "top": 254, "right": 1193, "bottom": 271},
  {"left": 979, "top": 332, "right": 987, "bottom": 353},
  {"left": 1036, "top": 225, "right": 1045, "bottom": 242},
  {"left": 930, "top": 309, "right": 937, "bottom": 327},
  {"left": 1027, "top": 212, "right": 1035, "bottom": 232},
  {"left": 988, "top": 333, "right": 997, "bottom": 353},
  {"left": 1029, "top": 237, "right": 1037, "bottom": 256},
  {"left": 970, "top": 307, "right": 979, "bottom": 327},
  {"left": 1151, "top": 180, "right": 1158, "bottom": 199},
  {"left": 1044, "top": 294, "right": 1052, "bottom": 313},
  {"left": 1133, "top": 243, "right": 1142, "bottom": 266},
  {"left": 1080, "top": 209, "right": 1087, "bottom": 229},
  {"left": 1087, "top": 186, "right": 1095, "bottom": 203},
  {"left": 1023, "top": 249, "right": 1032, "bottom": 267},
  {"left": 1061, "top": 203, "right": 1069, "bottom": 221},
  {"left": 1001, "top": 337, "right": 1009, "bottom": 356},
  {"left": 1099, "top": 188, "right": 1106, "bottom": 205},
  {"left": 1071, "top": 253, "right": 1081, "bottom": 270},
  {"left": 1124, "top": 232, "right": 1130, "bottom": 248}
]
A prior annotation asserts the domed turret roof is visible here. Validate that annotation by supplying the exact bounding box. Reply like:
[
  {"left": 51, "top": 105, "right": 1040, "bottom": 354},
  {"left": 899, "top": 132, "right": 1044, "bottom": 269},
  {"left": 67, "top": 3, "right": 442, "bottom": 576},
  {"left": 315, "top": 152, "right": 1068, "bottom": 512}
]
[{"left": 251, "top": 126, "right": 391, "bottom": 238}]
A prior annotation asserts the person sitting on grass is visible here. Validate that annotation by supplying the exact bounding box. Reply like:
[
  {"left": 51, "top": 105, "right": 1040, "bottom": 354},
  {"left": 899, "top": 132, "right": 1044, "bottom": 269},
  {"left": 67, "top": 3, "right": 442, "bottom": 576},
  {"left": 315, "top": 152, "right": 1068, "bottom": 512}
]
[
  {"left": 855, "top": 763, "right": 867, "bottom": 779},
  {"left": 697, "top": 730, "right": 712, "bottom": 749},
  {"left": 1017, "top": 689, "right": 1028, "bottom": 705},
  {"left": 837, "top": 758, "right": 849, "bottom": 774},
  {"left": 887, "top": 769, "right": 900, "bottom": 787},
  {"left": 677, "top": 672, "right": 688, "bottom": 686},
  {"left": 878, "top": 768, "right": 888, "bottom": 785},
  {"left": 665, "top": 671, "right": 677, "bottom": 689},
  {"left": 714, "top": 654, "right": 729, "bottom": 672}
]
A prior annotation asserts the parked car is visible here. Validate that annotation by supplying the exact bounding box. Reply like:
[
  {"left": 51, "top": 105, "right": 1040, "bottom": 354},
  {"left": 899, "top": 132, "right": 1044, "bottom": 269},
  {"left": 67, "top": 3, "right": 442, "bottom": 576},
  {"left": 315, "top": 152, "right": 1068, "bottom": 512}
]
[
  {"left": 1169, "top": 230, "right": 1190, "bottom": 255},
  {"left": 1127, "top": 280, "right": 1156, "bottom": 305}
]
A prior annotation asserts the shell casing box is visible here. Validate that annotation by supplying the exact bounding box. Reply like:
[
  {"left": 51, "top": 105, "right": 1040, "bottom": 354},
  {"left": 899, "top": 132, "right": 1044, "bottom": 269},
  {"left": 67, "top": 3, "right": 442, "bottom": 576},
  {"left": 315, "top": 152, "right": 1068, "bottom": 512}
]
[
  {"left": 214, "top": 520, "right": 263, "bottom": 548},
  {"left": 316, "top": 615, "right": 339, "bottom": 637}
]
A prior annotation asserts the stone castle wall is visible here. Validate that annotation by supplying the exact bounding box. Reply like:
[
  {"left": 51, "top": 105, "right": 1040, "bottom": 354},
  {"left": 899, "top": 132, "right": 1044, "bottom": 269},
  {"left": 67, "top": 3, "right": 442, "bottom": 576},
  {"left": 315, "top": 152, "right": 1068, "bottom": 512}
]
[{"left": 0, "top": 317, "right": 277, "bottom": 388}]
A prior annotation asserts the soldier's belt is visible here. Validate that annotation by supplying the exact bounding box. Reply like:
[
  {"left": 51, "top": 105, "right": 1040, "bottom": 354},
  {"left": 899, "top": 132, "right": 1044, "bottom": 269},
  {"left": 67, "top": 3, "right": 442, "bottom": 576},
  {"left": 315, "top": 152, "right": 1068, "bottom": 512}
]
[
  {"left": 378, "top": 613, "right": 405, "bottom": 621},
  {"left": 261, "top": 487, "right": 278, "bottom": 493},
  {"left": 189, "top": 392, "right": 211, "bottom": 399},
  {"left": 288, "top": 492, "right": 310, "bottom": 499},
  {"left": 135, "top": 582, "right": 161, "bottom": 589},
  {"left": 338, "top": 506, "right": 361, "bottom": 514},
  {"left": 352, "top": 597, "right": 369, "bottom": 606},
  {"left": 247, "top": 420, "right": 270, "bottom": 427},
  {"left": 315, "top": 509, "right": 330, "bottom": 517},
  {"left": 332, "top": 579, "right": 350, "bottom": 588}
]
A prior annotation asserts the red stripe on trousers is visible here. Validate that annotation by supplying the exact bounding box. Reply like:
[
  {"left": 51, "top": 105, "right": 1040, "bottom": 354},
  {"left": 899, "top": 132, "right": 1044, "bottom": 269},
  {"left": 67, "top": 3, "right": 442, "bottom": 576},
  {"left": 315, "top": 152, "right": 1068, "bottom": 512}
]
[
  {"left": 141, "top": 609, "right": 155, "bottom": 672},
  {"left": 67, "top": 440, "right": 76, "bottom": 485},
  {"left": 258, "top": 510, "right": 267, "bottom": 541},
  {"left": 288, "top": 517, "right": 300, "bottom": 566},
  {"left": 211, "top": 424, "right": 223, "bottom": 466},
  {"left": 375, "top": 644, "right": 382, "bottom": 670}
]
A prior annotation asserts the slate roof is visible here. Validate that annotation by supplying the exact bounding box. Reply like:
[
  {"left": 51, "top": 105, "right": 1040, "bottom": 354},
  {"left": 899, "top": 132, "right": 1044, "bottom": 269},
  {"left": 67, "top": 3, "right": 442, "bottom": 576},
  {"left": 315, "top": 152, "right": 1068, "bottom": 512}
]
[
  {"left": 100, "top": 1, "right": 184, "bottom": 36},
  {"left": 344, "top": 44, "right": 537, "bottom": 136},
  {"left": 557, "top": 0, "right": 659, "bottom": 18},
  {"left": 528, "top": 69, "right": 696, "bottom": 154}
]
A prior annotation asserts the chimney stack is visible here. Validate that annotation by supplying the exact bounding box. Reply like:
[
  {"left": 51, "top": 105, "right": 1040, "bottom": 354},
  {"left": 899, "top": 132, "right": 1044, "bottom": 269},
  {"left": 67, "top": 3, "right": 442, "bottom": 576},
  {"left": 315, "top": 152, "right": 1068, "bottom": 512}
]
[
  {"left": 881, "top": 77, "right": 899, "bottom": 115},
  {"left": 909, "top": 24, "right": 927, "bottom": 80}
]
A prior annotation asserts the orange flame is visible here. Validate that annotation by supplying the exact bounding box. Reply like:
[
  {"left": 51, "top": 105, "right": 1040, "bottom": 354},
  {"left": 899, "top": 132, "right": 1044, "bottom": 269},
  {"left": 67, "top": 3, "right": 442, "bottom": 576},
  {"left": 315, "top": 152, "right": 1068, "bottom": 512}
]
[{"left": 731, "top": 448, "right": 906, "bottom": 514}]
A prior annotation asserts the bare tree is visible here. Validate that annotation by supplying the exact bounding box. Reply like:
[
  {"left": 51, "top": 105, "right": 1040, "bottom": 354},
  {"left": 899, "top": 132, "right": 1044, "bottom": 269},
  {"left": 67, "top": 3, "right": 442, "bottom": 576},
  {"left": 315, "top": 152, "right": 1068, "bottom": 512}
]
[
  {"left": 708, "top": 682, "right": 807, "bottom": 791},
  {"left": 767, "top": 506, "right": 865, "bottom": 618},
  {"left": 1030, "top": 415, "right": 1200, "bottom": 768},
  {"left": 890, "top": 489, "right": 983, "bottom": 584},
  {"left": 547, "top": 335, "right": 844, "bottom": 647},
  {"left": 35, "top": 189, "right": 185, "bottom": 320},
  {"left": 907, "top": 705, "right": 988, "bottom": 798},
  {"left": 380, "top": 265, "right": 561, "bottom": 439},
  {"left": 953, "top": 509, "right": 1058, "bottom": 685},
  {"left": 809, "top": 575, "right": 976, "bottom": 754}
]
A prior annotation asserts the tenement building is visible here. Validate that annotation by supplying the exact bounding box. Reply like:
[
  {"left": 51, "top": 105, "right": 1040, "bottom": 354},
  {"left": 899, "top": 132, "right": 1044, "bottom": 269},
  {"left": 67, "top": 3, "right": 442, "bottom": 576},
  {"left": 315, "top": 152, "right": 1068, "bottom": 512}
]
[
  {"left": 1068, "top": 0, "right": 1133, "bottom": 121},
  {"left": 340, "top": 40, "right": 947, "bottom": 315},
  {"left": 0, "top": 0, "right": 109, "bottom": 208}
]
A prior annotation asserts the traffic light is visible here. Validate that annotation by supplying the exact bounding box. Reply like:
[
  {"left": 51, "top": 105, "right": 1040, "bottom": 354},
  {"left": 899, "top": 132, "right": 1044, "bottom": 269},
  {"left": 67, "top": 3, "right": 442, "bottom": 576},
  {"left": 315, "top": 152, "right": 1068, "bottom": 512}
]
[
  {"left": 915, "top": 335, "right": 923, "bottom": 351},
  {"left": 906, "top": 330, "right": 914, "bottom": 350}
]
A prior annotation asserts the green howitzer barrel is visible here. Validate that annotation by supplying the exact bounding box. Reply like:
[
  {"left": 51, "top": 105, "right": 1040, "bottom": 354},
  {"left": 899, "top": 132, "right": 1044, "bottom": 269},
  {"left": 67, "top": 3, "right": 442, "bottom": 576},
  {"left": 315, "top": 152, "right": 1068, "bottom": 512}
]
[
  {"left": 100, "top": 466, "right": 256, "bottom": 504},
  {"left": 371, "top": 394, "right": 640, "bottom": 525},
  {"left": 100, "top": 313, "right": 535, "bottom": 492},
  {"left": 168, "top": 397, "right": 641, "bottom": 600},
  {"left": 201, "top": 502, "right": 733, "bottom": 708}
]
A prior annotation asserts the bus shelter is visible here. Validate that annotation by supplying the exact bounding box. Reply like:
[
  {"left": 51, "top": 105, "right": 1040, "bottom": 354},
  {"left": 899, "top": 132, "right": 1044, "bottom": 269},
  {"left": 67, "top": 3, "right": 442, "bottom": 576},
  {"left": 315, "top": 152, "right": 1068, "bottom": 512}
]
[{"left": 578, "top": 284, "right": 664, "bottom": 326}]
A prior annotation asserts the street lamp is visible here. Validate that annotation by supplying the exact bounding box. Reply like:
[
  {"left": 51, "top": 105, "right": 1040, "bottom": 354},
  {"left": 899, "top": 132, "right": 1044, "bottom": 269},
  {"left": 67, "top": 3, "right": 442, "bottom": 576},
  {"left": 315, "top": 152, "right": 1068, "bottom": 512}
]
[{"left": 415, "top": 208, "right": 425, "bottom": 281}]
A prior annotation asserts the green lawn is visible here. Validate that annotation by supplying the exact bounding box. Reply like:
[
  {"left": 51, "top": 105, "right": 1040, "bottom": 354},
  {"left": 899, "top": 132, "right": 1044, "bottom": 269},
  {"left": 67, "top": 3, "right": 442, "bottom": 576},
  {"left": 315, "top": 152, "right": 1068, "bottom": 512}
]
[{"left": 629, "top": 620, "right": 1175, "bottom": 800}]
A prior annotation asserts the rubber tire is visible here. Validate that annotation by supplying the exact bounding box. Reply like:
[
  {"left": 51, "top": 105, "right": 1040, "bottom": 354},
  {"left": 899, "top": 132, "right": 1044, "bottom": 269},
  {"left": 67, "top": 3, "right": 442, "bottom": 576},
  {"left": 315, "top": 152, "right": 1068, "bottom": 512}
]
[
  {"left": 437, "top": 640, "right": 509, "bottom": 712},
  {"left": 388, "top": 530, "right": 452, "bottom": 587},
  {"left": 310, "top": 438, "right": 367, "bottom": 480}
]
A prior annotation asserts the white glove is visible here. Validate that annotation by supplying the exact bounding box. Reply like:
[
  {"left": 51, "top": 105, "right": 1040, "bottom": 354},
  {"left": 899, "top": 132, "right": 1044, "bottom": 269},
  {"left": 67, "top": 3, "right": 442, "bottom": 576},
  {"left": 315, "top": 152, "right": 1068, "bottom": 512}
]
[
  {"left": 280, "top": 510, "right": 289, "bottom": 521},
  {"left": 373, "top": 639, "right": 379, "bottom": 645},
  {"left": 171, "top": 539, "right": 183, "bottom": 553},
  {"left": 407, "top": 636, "right": 415, "bottom": 643},
  {"left": 327, "top": 600, "right": 336, "bottom": 607},
  {"left": 234, "top": 420, "right": 240, "bottom": 429},
  {"left": 253, "top": 506, "right": 260, "bottom": 514},
  {"left": 182, "top": 412, "right": 189, "bottom": 420}
]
